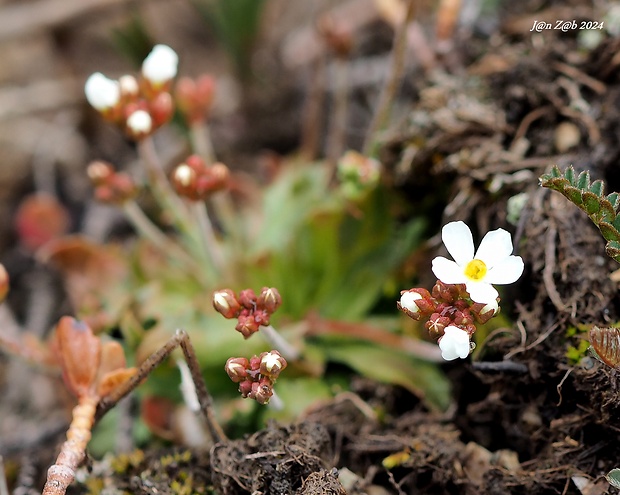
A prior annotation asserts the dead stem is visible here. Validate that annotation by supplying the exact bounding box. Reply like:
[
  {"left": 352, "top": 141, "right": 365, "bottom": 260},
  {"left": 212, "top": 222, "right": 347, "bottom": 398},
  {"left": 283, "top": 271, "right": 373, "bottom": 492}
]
[
  {"left": 363, "top": 0, "right": 417, "bottom": 156},
  {"left": 0, "top": 456, "right": 8, "bottom": 495},
  {"left": 96, "top": 329, "right": 227, "bottom": 443},
  {"left": 41, "top": 396, "right": 97, "bottom": 495},
  {"left": 300, "top": 56, "right": 326, "bottom": 160}
]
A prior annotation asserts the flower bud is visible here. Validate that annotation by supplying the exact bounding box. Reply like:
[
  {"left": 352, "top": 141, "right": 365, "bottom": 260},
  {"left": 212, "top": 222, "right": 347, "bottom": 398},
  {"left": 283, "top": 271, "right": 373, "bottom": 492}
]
[
  {"left": 238, "top": 289, "right": 258, "bottom": 309},
  {"left": 238, "top": 379, "right": 253, "bottom": 398},
  {"left": 172, "top": 164, "right": 199, "bottom": 200},
  {"left": 85, "top": 72, "right": 120, "bottom": 111},
  {"left": 212, "top": 289, "right": 241, "bottom": 319},
  {"left": 175, "top": 75, "right": 216, "bottom": 124},
  {"left": 253, "top": 309, "right": 271, "bottom": 327},
  {"left": 257, "top": 287, "right": 282, "bottom": 314},
  {"left": 118, "top": 75, "right": 139, "bottom": 100},
  {"left": 125, "top": 109, "right": 153, "bottom": 139},
  {"left": 93, "top": 172, "right": 137, "bottom": 205},
  {"left": 426, "top": 313, "right": 451, "bottom": 340},
  {"left": 225, "top": 357, "right": 249, "bottom": 383},
  {"left": 149, "top": 91, "right": 174, "bottom": 127},
  {"left": 87, "top": 160, "right": 115, "bottom": 185},
  {"left": 259, "top": 351, "right": 287, "bottom": 379},
  {"left": 254, "top": 377, "right": 274, "bottom": 405},
  {"left": 0, "top": 263, "right": 9, "bottom": 302},
  {"left": 142, "top": 45, "right": 178, "bottom": 85},
  {"left": 196, "top": 163, "right": 229, "bottom": 196},
  {"left": 432, "top": 280, "right": 462, "bottom": 303},
  {"left": 438, "top": 325, "right": 471, "bottom": 361},
  {"left": 235, "top": 314, "right": 259, "bottom": 339}
]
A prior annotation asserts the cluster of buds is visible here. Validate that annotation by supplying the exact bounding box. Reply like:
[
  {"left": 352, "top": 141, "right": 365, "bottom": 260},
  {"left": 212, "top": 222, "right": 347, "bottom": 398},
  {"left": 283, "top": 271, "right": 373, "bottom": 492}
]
[
  {"left": 175, "top": 75, "right": 216, "bottom": 125},
  {"left": 224, "top": 350, "right": 287, "bottom": 405},
  {"left": 398, "top": 280, "right": 499, "bottom": 361},
  {"left": 212, "top": 287, "right": 282, "bottom": 339},
  {"left": 170, "top": 155, "right": 230, "bottom": 201},
  {"left": 87, "top": 161, "right": 137, "bottom": 205},
  {"left": 337, "top": 150, "right": 381, "bottom": 200},
  {"left": 84, "top": 45, "right": 178, "bottom": 140}
]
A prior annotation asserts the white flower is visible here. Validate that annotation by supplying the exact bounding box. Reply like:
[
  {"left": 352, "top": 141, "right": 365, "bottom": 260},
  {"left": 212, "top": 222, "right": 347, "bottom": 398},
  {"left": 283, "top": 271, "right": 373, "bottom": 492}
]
[
  {"left": 400, "top": 290, "right": 422, "bottom": 313},
  {"left": 126, "top": 110, "right": 152, "bottom": 135},
  {"left": 261, "top": 352, "right": 283, "bottom": 373},
  {"left": 439, "top": 326, "right": 471, "bottom": 361},
  {"left": 84, "top": 72, "right": 120, "bottom": 110},
  {"left": 142, "top": 44, "right": 178, "bottom": 84},
  {"left": 432, "top": 221, "right": 524, "bottom": 305}
]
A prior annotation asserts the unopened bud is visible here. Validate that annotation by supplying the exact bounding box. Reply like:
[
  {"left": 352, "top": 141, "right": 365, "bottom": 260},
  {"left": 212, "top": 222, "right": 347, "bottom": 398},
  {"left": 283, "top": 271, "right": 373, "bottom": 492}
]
[
  {"left": 225, "top": 357, "right": 249, "bottom": 383},
  {"left": 126, "top": 109, "right": 152, "bottom": 139},
  {"left": 87, "top": 161, "right": 115, "bottom": 185},
  {"left": 259, "top": 351, "right": 287, "bottom": 379},
  {"left": 238, "top": 289, "right": 258, "bottom": 309},
  {"left": 257, "top": 287, "right": 282, "bottom": 314},
  {"left": 118, "top": 75, "right": 139, "bottom": 99},
  {"left": 236, "top": 315, "right": 259, "bottom": 339},
  {"left": 212, "top": 289, "right": 241, "bottom": 319},
  {"left": 85, "top": 72, "right": 120, "bottom": 111},
  {"left": 254, "top": 377, "right": 274, "bottom": 405},
  {"left": 399, "top": 290, "right": 422, "bottom": 313}
]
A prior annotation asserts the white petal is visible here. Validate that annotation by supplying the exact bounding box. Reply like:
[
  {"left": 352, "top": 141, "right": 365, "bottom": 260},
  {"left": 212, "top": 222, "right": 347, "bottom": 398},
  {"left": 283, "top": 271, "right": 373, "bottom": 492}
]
[
  {"left": 432, "top": 257, "right": 468, "bottom": 284},
  {"left": 439, "top": 326, "right": 470, "bottom": 361},
  {"left": 400, "top": 291, "right": 422, "bottom": 313},
  {"left": 474, "top": 228, "right": 514, "bottom": 268},
  {"left": 126, "top": 110, "right": 152, "bottom": 134},
  {"left": 85, "top": 72, "right": 120, "bottom": 110},
  {"left": 442, "top": 221, "right": 474, "bottom": 266},
  {"left": 466, "top": 281, "right": 498, "bottom": 305},
  {"left": 142, "top": 44, "right": 178, "bottom": 83},
  {"left": 485, "top": 256, "right": 524, "bottom": 285}
]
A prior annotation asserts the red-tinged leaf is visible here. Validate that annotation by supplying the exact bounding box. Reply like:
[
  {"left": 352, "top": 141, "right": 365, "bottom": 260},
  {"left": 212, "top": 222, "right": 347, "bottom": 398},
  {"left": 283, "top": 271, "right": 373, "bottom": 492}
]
[
  {"left": 97, "top": 367, "right": 137, "bottom": 397},
  {"left": 55, "top": 316, "right": 101, "bottom": 397}
]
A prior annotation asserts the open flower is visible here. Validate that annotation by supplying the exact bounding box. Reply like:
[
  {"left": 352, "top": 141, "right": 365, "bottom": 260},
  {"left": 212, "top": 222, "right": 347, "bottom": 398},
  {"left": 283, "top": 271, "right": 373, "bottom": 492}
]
[
  {"left": 142, "top": 44, "right": 178, "bottom": 84},
  {"left": 439, "top": 326, "right": 470, "bottom": 360},
  {"left": 432, "top": 221, "right": 524, "bottom": 305},
  {"left": 85, "top": 72, "right": 120, "bottom": 111}
]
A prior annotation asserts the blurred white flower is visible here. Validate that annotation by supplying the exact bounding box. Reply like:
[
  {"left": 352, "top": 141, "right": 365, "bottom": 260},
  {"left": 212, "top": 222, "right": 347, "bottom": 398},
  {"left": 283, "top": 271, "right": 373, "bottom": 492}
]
[
  {"left": 142, "top": 44, "right": 178, "bottom": 84},
  {"left": 126, "top": 110, "right": 152, "bottom": 135},
  {"left": 439, "top": 326, "right": 470, "bottom": 361},
  {"left": 432, "top": 221, "right": 524, "bottom": 305},
  {"left": 84, "top": 72, "right": 120, "bottom": 110}
]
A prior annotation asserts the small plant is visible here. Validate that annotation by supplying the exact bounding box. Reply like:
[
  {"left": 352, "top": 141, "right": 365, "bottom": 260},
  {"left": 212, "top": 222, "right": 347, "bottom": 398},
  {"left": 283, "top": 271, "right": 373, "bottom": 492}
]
[{"left": 398, "top": 221, "right": 524, "bottom": 360}]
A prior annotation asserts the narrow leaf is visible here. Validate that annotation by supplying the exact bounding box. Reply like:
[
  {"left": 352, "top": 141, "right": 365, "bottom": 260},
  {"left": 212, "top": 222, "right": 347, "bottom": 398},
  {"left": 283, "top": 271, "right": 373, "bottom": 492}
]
[
  {"left": 607, "top": 192, "right": 620, "bottom": 211},
  {"left": 564, "top": 166, "right": 575, "bottom": 184}
]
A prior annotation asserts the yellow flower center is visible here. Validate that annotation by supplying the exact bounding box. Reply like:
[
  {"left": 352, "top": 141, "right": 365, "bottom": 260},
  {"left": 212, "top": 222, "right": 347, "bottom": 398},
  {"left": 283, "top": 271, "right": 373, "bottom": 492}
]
[{"left": 464, "top": 259, "right": 487, "bottom": 281}]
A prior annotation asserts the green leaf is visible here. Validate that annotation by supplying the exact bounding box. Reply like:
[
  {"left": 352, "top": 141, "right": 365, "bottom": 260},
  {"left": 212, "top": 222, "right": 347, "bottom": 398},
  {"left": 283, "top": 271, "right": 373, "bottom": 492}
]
[
  {"left": 549, "top": 165, "right": 562, "bottom": 178},
  {"left": 598, "top": 222, "right": 620, "bottom": 242},
  {"left": 576, "top": 170, "right": 590, "bottom": 190},
  {"left": 564, "top": 166, "right": 575, "bottom": 184},
  {"left": 323, "top": 341, "right": 451, "bottom": 412},
  {"left": 606, "top": 468, "right": 620, "bottom": 488},
  {"left": 599, "top": 198, "right": 617, "bottom": 223},
  {"left": 589, "top": 179, "right": 605, "bottom": 197},
  {"left": 564, "top": 186, "right": 583, "bottom": 206},
  {"left": 582, "top": 191, "right": 601, "bottom": 215},
  {"left": 607, "top": 192, "right": 620, "bottom": 210}
]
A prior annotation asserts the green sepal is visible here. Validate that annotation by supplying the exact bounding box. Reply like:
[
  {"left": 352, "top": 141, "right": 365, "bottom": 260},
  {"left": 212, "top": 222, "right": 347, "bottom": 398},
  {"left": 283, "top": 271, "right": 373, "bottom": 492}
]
[
  {"left": 582, "top": 191, "right": 601, "bottom": 215},
  {"left": 589, "top": 179, "right": 605, "bottom": 197},
  {"left": 564, "top": 186, "right": 583, "bottom": 206},
  {"left": 599, "top": 222, "right": 620, "bottom": 242},
  {"left": 576, "top": 169, "right": 590, "bottom": 190}
]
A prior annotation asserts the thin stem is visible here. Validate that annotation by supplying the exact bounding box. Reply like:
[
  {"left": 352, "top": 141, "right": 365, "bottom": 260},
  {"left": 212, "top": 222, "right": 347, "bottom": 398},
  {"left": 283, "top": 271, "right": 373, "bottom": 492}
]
[
  {"left": 326, "top": 57, "right": 349, "bottom": 169},
  {"left": 363, "top": 0, "right": 416, "bottom": 156},
  {"left": 190, "top": 121, "right": 215, "bottom": 164},
  {"left": 260, "top": 325, "right": 300, "bottom": 362},
  {"left": 300, "top": 55, "right": 327, "bottom": 160},
  {"left": 188, "top": 201, "right": 224, "bottom": 276},
  {"left": 96, "top": 329, "right": 227, "bottom": 443},
  {"left": 122, "top": 201, "right": 206, "bottom": 282},
  {"left": 0, "top": 456, "right": 8, "bottom": 495}
]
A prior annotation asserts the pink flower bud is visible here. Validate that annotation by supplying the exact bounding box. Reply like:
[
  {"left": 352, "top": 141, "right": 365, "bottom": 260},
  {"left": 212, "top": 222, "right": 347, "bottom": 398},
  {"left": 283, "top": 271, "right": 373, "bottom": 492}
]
[
  {"left": 259, "top": 351, "right": 287, "bottom": 379},
  {"left": 238, "top": 289, "right": 258, "bottom": 309},
  {"left": 213, "top": 289, "right": 241, "bottom": 319},
  {"left": 225, "top": 357, "right": 249, "bottom": 383},
  {"left": 254, "top": 377, "right": 274, "bottom": 405},
  {"left": 235, "top": 315, "right": 259, "bottom": 339},
  {"left": 239, "top": 380, "right": 252, "bottom": 398},
  {"left": 257, "top": 287, "right": 282, "bottom": 314}
]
